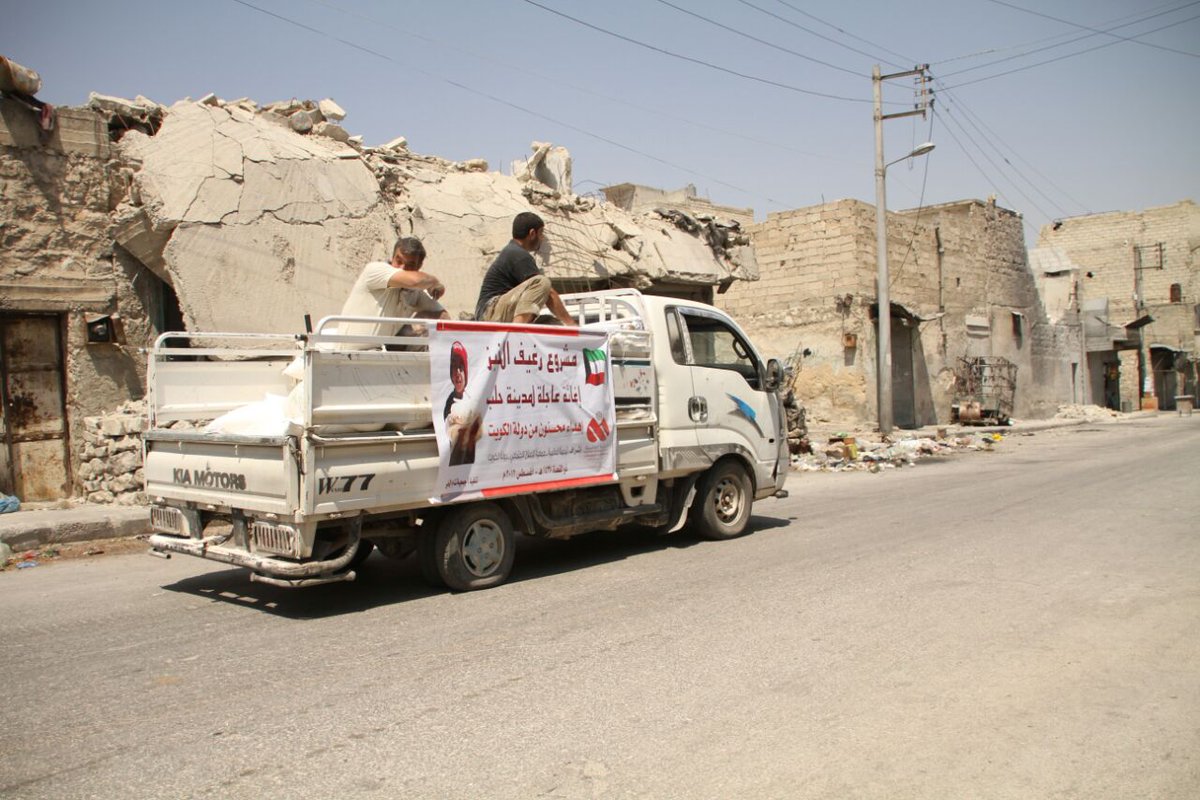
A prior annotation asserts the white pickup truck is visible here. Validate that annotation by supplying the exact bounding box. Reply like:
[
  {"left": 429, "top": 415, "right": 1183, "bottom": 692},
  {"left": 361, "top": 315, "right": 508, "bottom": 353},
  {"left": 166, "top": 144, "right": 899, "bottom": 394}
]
[{"left": 146, "top": 289, "right": 789, "bottom": 591}]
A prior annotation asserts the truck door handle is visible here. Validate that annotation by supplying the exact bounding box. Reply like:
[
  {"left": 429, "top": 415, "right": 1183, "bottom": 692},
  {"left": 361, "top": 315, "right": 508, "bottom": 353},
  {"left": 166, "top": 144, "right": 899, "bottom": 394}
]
[{"left": 688, "top": 396, "right": 708, "bottom": 423}]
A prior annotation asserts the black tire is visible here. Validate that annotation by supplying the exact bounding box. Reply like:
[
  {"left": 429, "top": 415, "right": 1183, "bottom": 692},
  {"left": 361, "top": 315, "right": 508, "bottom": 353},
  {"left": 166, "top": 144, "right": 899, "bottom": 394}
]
[
  {"left": 690, "top": 460, "right": 754, "bottom": 540},
  {"left": 418, "top": 503, "right": 515, "bottom": 591}
]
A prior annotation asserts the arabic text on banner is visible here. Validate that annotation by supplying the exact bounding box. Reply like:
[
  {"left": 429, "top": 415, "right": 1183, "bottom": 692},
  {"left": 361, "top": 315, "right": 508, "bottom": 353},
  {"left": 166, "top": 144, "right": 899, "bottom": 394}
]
[{"left": 429, "top": 323, "right": 617, "bottom": 502}]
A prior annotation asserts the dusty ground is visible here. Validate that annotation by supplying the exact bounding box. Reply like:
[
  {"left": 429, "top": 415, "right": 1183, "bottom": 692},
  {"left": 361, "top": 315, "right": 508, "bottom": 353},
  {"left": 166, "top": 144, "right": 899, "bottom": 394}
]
[{"left": 1, "top": 535, "right": 152, "bottom": 571}]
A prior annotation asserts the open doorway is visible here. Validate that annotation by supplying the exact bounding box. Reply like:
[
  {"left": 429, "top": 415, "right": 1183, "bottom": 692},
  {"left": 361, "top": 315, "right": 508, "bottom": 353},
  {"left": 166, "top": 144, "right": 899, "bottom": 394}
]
[
  {"left": 1151, "top": 347, "right": 1180, "bottom": 411},
  {"left": 872, "top": 302, "right": 936, "bottom": 429}
]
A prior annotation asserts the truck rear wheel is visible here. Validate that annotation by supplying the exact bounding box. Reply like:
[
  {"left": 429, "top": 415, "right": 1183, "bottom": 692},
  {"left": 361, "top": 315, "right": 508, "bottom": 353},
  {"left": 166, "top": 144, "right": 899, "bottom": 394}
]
[
  {"left": 691, "top": 460, "right": 753, "bottom": 540},
  {"left": 420, "top": 503, "right": 515, "bottom": 591}
]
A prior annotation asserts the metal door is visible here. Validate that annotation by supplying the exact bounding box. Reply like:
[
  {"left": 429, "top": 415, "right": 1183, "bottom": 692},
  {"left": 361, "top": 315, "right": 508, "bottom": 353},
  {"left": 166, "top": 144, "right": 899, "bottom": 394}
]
[
  {"left": 891, "top": 315, "right": 917, "bottom": 429},
  {"left": 675, "top": 307, "right": 784, "bottom": 492},
  {"left": 0, "top": 314, "right": 71, "bottom": 500}
]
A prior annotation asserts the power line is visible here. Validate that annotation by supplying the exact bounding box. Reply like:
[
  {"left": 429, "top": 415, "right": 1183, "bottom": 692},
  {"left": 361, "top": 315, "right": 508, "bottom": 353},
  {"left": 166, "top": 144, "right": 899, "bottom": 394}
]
[
  {"left": 940, "top": 9, "right": 1200, "bottom": 89},
  {"left": 889, "top": 112, "right": 936, "bottom": 289},
  {"left": 984, "top": 0, "right": 1200, "bottom": 59},
  {"left": 933, "top": 0, "right": 1194, "bottom": 65},
  {"left": 932, "top": 81, "right": 1089, "bottom": 216},
  {"left": 651, "top": 0, "right": 863, "bottom": 77},
  {"left": 228, "top": 0, "right": 797, "bottom": 208},
  {"left": 518, "top": 0, "right": 873, "bottom": 103},
  {"left": 306, "top": 0, "right": 849, "bottom": 166},
  {"left": 768, "top": 0, "right": 914, "bottom": 68},
  {"left": 728, "top": 0, "right": 899, "bottom": 69},
  {"left": 939, "top": 2, "right": 1200, "bottom": 81},
  {"left": 934, "top": 106, "right": 1054, "bottom": 232},
  {"left": 933, "top": 86, "right": 1069, "bottom": 219}
]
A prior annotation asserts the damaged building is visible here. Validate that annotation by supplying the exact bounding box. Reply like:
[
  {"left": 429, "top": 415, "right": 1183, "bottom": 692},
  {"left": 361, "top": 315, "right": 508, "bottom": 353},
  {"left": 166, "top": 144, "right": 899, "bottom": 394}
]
[
  {"left": 1036, "top": 201, "right": 1199, "bottom": 411},
  {"left": 718, "top": 197, "right": 1081, "bottom": 426},
  {"left": 1, "top": 57, "right": 755, "bottom": 504}
]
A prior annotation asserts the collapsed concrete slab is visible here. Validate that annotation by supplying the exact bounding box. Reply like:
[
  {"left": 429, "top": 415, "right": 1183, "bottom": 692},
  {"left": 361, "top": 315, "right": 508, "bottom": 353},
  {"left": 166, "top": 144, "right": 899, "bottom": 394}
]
[
  {"left": 113, "top": 95, "right": 758, "bottom": 333},
  {"left": 116, "top": 100, "right": 396, "bottom": 332}
]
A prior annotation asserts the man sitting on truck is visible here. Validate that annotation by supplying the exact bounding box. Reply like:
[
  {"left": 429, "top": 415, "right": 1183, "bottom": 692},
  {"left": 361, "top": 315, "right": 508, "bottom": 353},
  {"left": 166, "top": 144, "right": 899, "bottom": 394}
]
[
  {"left": 338, "top": 237, "right": 449, "bottom": 347},
  {"left": 474, "top": 212, "right": 577, "bottom": 326}
]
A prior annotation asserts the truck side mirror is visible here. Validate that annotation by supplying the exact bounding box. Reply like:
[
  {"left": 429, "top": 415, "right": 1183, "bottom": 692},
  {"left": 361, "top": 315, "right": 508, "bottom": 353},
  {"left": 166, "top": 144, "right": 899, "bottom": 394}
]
[{"left": 764, "top": 358, "right": 784, "bottom": 392}]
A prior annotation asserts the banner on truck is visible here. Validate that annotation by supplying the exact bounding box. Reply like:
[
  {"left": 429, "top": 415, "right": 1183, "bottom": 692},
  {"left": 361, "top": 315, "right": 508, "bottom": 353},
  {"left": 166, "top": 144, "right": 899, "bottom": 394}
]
[{"left": 429, "top": 322, "right": 617, "bottom": 502}]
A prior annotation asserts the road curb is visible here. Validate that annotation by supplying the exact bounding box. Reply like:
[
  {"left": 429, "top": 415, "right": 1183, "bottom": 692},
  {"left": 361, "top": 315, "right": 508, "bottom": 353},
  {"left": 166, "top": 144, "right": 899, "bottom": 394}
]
[{"left": 0, "top": 507, "right": 150, "bottom": 551}]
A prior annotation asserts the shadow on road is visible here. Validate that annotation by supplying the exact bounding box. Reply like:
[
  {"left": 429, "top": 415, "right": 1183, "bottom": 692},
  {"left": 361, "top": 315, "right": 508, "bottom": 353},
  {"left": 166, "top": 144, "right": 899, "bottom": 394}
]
[{"left": 158, "top": 513, "right": 790, "bottom": 619}]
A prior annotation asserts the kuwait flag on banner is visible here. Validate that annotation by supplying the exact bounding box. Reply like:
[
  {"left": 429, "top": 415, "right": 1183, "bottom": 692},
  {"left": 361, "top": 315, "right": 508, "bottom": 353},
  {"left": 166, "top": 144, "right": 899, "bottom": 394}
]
[{"left": 584, "top": 348, "right": 607, "bottom": 386}]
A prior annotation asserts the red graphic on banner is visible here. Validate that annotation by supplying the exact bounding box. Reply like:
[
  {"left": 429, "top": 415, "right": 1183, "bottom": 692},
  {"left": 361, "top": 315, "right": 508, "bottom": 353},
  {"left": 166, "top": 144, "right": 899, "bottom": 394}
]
[{"left": 585, "top": 415, "right": 611, "bottom": 443}]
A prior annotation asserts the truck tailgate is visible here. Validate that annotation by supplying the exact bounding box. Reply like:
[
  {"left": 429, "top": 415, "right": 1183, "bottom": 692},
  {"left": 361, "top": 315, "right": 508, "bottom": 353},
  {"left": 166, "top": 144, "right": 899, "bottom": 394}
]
[{"left": 143, "top": 430, "right": 299, "bottom": 515}]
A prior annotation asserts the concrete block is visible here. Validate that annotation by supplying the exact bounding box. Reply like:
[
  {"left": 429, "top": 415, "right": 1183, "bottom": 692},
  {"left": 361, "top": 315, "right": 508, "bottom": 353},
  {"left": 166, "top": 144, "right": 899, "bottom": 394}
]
[
  {"left": 289, "top": 109, "right": 316, "bottom": 133},
  {"left": 318, "top": 98, "right": 346, "bottom": 121},
  {"left": 313, "top": 121, "right": 350, "bottom": 143}
]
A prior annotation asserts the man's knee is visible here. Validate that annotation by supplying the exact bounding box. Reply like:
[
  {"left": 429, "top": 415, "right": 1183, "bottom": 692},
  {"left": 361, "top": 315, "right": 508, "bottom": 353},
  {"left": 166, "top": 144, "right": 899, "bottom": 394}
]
[{"left": 521, "top": 274, "right": 551, "bottom": 301}]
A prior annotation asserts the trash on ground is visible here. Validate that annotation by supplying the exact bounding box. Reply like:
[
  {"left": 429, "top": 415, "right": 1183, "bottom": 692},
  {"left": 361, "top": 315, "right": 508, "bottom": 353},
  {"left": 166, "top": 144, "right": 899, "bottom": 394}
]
[{"left": 792, "top": 432, "right": 1004, "bottom": 473}]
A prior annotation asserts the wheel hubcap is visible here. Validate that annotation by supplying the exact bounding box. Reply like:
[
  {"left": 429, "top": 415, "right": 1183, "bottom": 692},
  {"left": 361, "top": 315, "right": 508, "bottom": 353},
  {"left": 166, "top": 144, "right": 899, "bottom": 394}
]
[
  {"left": 461, "top": 520, "right": 505, "bottom": 577},
  {"left": 713, "top": 477, "right": 743, "bottom": 524}
]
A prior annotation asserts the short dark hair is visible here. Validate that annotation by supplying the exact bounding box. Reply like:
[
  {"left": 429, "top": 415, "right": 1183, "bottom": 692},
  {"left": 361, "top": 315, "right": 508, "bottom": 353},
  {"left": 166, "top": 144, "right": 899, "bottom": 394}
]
[
  {"left": 393, "top": 237, "right": 426, "bottom": 262},
  {"left": 512, "top": 212, "right": 544, "bottom": 240}
]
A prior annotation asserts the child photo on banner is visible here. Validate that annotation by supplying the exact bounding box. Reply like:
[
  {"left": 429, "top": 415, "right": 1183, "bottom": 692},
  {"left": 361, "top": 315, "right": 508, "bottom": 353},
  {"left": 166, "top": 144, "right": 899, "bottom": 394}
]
[{"left": 429, "top": 322, "right": 617, "bottom": 502}]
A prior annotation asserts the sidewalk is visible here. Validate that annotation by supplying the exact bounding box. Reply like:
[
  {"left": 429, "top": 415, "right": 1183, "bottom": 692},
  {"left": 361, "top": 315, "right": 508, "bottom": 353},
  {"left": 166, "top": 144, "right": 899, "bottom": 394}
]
[{"left": 0, "top": 504, "right": 149, "bottom": 555}]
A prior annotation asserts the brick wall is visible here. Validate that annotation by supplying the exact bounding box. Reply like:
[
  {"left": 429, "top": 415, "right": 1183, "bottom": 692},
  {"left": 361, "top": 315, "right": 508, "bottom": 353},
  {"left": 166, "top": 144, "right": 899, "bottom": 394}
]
[
  {"left": 720, "top": 198, "right": 1078, "bottom": 424},
  {"left": 1037, "top": 200, "right": 1199, "bottom": 405}
]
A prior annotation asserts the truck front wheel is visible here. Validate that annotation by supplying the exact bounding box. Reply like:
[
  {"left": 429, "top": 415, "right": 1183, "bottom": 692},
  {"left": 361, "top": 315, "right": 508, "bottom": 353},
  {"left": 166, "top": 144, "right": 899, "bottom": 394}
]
[
  {"left": 420, "top": 503, "right": 516, "bottom": 591},
  {"left": 691, "top": 460, "right": 753, "bottom": 540}
]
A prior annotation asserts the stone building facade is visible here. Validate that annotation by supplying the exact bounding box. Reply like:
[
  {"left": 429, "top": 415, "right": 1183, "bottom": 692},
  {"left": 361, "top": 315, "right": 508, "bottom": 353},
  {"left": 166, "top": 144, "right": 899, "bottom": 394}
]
[
  {"left": 719, "top": 198, "right": 1080, "bottom": 426},
  {"left": 0, "top": 97, "right": 165, "bottom": 503},
  {"left": 1036, "top": 200, "right": 1199, "bottom": 411}
]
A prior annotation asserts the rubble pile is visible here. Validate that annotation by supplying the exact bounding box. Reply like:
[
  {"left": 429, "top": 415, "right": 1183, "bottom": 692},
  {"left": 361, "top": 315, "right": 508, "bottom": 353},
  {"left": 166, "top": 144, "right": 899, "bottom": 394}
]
[
  {"left": 76, "top": 401, "right": 147, "bottom": 505},
  {"left": 793, "top": 432, "right": 1007, "bottom": 473},
  {"left": 102, "top": 91, "right": 758, "bottom": 335},
  {"left": 1052, "top": 403, "right": 1129, "bottom": 421}
]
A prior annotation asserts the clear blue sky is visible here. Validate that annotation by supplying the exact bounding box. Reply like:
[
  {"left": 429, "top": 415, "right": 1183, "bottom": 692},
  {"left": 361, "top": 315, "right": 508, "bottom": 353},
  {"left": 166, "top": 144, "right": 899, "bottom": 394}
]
[{"left": 5, "top": 0, "right": 1198, "bottom": 243}]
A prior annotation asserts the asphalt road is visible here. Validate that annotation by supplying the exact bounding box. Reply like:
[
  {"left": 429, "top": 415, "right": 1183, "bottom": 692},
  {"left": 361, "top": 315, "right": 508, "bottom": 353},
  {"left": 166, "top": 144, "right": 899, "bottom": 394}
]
[{"left": 2, "top": 415, "right": 1197, "bottom": 799}]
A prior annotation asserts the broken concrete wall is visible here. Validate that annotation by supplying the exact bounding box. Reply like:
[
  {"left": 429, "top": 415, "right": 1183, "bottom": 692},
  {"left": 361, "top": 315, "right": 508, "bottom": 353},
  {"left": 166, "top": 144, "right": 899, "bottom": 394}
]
[
  {"left": 0, "top": 95, "right": 159, "bottom": 501},
  {"left": 602, "top": 182, "right": 755, "bottom": 229},
  {"left": 117, "top": 104, "right": 756, "bottom": 331},
  {"left": 719, "top": 198, "right": 1078, "bottom": 425},
  {"left": 116, "top": 100, "right": 398, "bottom": 333}
]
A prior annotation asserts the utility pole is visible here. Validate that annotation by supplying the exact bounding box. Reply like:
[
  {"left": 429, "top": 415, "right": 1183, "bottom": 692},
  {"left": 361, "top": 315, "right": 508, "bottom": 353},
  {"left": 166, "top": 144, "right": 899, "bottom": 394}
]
[
  {"left": 1133, "top": 242, "right": 1163, "bottom": 409},
  {"left": 873, "top": 64, "right": 931, "bottom": 434}
]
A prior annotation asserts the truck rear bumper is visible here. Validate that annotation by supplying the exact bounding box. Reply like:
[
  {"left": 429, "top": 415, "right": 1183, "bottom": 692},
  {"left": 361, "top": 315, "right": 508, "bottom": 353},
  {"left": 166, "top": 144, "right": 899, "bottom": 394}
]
[{"left": 149, "top": 533, "right": 362, "bottom": 580}]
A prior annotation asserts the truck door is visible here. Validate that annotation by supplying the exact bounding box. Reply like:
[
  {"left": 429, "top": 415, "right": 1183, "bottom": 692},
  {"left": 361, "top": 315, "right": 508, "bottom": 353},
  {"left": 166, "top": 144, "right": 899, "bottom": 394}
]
[
  {"left": 672, "top": 306, "right": 784, "bottom": 492},
  {"left": 655, "top": 305, "right": 701, "bottom": 473}
]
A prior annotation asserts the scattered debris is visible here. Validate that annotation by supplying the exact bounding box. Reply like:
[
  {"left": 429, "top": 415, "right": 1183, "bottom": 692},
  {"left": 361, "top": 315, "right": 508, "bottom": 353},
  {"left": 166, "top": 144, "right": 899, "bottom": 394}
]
[
  {"left": 0, "top": 536, "right": 151, "bottom": 571},
  {"left": 1052, "top": 404, "right": 1129, "bottom": 421},
  {"left": 0, "top": 494, "right": 20, "bottom": 514},
  {"left": 792, "top": 433, "right": 1005, "bottom": 473}
]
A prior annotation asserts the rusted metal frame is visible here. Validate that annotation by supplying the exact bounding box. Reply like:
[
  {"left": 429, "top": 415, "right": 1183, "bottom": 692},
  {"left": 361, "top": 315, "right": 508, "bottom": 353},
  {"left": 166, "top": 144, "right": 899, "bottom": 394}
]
[{"left": 148, "top": 531, "right": 364, "bottom": 578}]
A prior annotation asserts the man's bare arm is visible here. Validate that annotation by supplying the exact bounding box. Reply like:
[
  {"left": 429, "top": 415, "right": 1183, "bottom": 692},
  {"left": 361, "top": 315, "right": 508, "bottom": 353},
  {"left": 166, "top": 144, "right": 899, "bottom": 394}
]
[
  {"left": 388, "top": 269, "right": 445, "bottom": 299},
  {"left": 547, "top": 289, "right": 577, "bottom": 327}
]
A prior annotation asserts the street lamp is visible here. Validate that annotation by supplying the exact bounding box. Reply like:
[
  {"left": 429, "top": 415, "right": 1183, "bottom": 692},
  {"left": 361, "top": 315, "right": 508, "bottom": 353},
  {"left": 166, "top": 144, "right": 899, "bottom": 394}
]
[{"left": 874, "top": 140, "right": 934, "bottom": 434}]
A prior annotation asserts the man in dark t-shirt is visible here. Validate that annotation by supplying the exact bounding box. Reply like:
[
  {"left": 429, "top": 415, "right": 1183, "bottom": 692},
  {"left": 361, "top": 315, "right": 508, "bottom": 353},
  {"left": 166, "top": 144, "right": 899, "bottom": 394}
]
[{"left": 474, "top": 212, "right": 577, "bottom": 326}]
